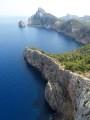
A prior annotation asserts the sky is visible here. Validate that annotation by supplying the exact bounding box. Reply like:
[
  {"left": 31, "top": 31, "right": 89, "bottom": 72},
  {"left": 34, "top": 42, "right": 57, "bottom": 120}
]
[{"left": 0, "top": 0, "right": 90, "bottom": 17}]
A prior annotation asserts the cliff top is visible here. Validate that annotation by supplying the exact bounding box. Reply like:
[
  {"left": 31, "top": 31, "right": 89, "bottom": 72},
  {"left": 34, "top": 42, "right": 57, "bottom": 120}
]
[
  {"left": 48, "top": 44, "right": 90, "bottom": 78},
  {"left": 25, "top": 44, "right": 90, "bottom": 78}
]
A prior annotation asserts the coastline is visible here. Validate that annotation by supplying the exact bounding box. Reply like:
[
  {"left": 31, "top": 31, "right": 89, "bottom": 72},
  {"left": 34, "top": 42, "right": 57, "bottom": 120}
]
[
  {"left": 24, "top": 48, "right": 90, "bottom": 120},
  {"left": 28, "top": 24, "right": 85, "bottom": 45}
]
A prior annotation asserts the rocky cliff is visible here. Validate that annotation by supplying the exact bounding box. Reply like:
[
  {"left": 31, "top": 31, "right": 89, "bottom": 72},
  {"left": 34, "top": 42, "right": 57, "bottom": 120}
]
[
  {"left": 28, "top": 8, "right": 58, "bottom": 29},
  {"left": 24, "top": 48, "right": 90, "bottom": 120},
  {"left": 28, "top": 8, "right": 90, "bottom": 44}
]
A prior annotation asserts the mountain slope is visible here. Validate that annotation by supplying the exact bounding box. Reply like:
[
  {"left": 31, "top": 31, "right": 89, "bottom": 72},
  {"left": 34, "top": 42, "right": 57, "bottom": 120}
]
[
  {"left": 58, "top": 19, "right": 90, "bottom": 44},
  {"left": 48, "top": 44, "right": 90, "bottom": 78}
]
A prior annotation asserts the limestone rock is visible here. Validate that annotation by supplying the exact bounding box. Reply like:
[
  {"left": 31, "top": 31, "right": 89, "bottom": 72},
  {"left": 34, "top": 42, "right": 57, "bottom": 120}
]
[{"left": 24, "top": 48, "right": 90, "bottom": 120}]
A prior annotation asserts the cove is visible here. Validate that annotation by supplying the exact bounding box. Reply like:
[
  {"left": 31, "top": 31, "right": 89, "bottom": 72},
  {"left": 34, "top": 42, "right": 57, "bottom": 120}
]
[{"left": 0, "top": 17, "right": 81, "bottom": 120}]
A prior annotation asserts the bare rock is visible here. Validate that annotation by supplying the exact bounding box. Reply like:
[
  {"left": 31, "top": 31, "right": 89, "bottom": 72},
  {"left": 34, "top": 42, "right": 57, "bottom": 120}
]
[{"left": 24, "top": 48, "right": 90, "bottom": 120}]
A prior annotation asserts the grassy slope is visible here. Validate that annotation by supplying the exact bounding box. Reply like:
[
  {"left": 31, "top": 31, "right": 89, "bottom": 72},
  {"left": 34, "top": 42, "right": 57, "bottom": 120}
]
[{"left": 48, "top": 44, "right": 90, "bottom": 77}]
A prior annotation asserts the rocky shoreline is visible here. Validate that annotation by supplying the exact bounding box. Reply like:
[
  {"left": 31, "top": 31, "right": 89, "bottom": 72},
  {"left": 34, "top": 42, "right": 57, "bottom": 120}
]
[
  {"left": 18, "top": 20, "right": 26, "bottom": 28},
  {"left": 24, "top": 48, "right": 90, "bottom": 120},
  {"left": 28, "top": 24, "right": 84, "bottom": 45},
  {"left": 18, "top": 8, "right": 90, "bottom": 44},
  {"left": 28, "top": 8, "right": 90, "bottom": 45}
]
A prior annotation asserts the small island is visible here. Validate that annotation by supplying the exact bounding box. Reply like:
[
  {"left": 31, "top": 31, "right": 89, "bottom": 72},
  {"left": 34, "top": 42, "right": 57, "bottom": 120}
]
[{"left": 18, "top": 20, "right": 25, "bottom": 28}]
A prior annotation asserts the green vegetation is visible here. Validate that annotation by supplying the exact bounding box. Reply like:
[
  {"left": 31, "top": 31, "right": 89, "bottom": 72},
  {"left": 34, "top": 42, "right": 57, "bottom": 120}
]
[{"left": 48, "top": 44, "right": 90, "bottom": 75}]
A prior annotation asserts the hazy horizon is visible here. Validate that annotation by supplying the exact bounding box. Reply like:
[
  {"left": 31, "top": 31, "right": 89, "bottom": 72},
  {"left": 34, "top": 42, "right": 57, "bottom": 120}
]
[{"left": 0, "top": 0, "right": 90, "bottom": 17}]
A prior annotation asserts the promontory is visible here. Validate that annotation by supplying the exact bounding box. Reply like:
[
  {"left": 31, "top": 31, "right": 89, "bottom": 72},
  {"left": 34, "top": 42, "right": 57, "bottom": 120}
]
[{"left": 24, "top": 46, "right": 90, "bottom": 120}]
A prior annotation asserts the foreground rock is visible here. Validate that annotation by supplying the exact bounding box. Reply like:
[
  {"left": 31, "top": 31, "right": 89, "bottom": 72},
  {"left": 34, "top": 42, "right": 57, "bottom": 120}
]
[
  {"left": 18, "top": 20, "right": 25, "bottom": 28},
  {"left": 28, "top": 8, "right": 90, "bottom": 44},
  {"left": 24, "top": 48, "right": 90, "bottom": 120}
]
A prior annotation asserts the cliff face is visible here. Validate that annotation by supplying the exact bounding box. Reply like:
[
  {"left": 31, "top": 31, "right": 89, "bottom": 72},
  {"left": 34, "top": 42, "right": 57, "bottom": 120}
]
[
  {"left": 28, "top": 8, "right": 58, "bottom": 29},
  {"left": 58, "top": 19, "right": 90, "bottom": 44},
  {"left": 28, "top": 8, "right": 90, "bottom": 44},
  {"left": 24, "top": 48, "right": 90, "bottom": 120}
]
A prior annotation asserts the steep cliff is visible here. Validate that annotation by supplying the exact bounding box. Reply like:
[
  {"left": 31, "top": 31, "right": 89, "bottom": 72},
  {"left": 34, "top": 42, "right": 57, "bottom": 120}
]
[
  {"left": 24, "top": 48, "right": 90, "bottom": 120},
  {"left": 28, "top": 8, "right": 90, "bottom": 44},
  {"left": 49, "top": 44, "right": 90, "bottom": 78},
  {"left": 59, "top": 19, "right": 90, "bottom": 44},
  {"left": 28, "top": 8, "right": 58, "bottom": 29}
]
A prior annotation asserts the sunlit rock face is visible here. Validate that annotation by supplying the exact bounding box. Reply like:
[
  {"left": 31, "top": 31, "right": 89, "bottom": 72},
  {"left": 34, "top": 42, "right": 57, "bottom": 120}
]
[{"left": 24, "top": 48, "right": 90, "bottom": 120}]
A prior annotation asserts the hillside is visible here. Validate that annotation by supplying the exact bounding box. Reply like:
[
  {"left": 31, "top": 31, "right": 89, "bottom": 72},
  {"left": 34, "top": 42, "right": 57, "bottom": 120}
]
[
  {"left": 58, "top": 19, "right": 90, "bottom": 44},
  {"left": 48, "top": 44, "right": 90, "bottom": 78}
]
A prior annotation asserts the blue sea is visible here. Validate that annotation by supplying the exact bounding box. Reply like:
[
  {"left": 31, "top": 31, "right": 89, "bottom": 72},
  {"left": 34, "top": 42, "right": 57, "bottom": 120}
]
[{"left": 0, "top": 17, "right": 81, "bottom": 120}]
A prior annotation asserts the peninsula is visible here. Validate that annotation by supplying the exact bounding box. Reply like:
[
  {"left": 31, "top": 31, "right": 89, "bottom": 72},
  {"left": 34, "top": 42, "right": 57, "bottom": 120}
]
[{"left": 24, "top": 46, "right": 90, "bottom": 120}]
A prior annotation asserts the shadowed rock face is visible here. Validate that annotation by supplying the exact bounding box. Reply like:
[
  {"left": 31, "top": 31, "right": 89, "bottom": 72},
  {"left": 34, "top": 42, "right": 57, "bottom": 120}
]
[
  {"left": 24, "top": 48, "right": 90, "bottom": 120},
  {"left": 28, "top": 8, "right": 90, "bottom": 44}
]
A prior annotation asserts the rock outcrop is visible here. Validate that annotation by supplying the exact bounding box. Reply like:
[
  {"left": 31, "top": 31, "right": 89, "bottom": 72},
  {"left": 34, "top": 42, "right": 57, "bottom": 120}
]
[
  {"left": 28, "top": 8, "right": 58, "bottom": 29},
  {"left": 18, "top": 20, "right": 25, "bottom": 28},
  {"left": 24, "top": 48, "right": 90, "bottom": 120},
  {"left": 28, "top": 8, "right": 90, "bottom": 44}
]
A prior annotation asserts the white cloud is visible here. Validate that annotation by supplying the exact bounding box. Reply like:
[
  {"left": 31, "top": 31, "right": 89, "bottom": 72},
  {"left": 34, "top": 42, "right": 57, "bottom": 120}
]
[{"left": 0, "top": 0, "right": 90, "bottom": 17}]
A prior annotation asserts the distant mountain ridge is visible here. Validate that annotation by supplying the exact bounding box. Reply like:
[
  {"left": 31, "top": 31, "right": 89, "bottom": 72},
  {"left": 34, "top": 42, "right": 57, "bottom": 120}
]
[
  {"left": 28, "top": 8, "right": 90, "bottom": 44},
  {"left": 61, "top": 14, "right": 90, "bottom": 22}
]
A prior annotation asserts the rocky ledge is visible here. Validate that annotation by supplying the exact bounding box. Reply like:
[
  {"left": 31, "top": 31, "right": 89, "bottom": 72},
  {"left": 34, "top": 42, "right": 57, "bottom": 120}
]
[{"left": 24, "top": 48, "right": 90, "bottom": 120}]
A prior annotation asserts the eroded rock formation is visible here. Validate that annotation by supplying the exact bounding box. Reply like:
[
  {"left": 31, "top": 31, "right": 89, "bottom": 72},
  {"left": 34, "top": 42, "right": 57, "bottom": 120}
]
[{"left": 24, "top": 48, "right": 90, "bottom": 120}]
